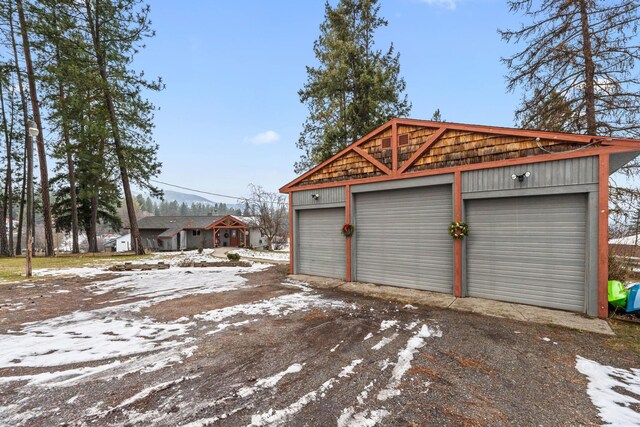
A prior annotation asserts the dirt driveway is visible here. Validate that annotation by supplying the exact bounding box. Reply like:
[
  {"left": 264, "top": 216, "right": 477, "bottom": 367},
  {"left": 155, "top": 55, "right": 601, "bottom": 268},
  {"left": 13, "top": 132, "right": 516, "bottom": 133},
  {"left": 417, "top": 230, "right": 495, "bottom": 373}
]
[{"left": 0, "top": 258, "right": 638, "bottom": 426}]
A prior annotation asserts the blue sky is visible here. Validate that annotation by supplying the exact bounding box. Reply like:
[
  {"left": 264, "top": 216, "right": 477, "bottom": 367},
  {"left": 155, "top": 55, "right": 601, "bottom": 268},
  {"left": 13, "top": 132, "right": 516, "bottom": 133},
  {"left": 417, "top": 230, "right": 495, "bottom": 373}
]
[{"left": 137, "top": 0, "right": 523, "bottom": 201}]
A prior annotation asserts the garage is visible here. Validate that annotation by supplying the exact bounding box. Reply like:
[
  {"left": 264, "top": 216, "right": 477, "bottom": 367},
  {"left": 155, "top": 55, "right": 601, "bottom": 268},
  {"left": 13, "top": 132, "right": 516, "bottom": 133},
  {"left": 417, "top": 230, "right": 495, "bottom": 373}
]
[
  {"left": 466, "top": 194, "right": 587, "bottom": 312},
  {"left": 282, "top": 118, "right": 640, "bottom": 318},
  {"left": 354, "top": 185, "right": 453, "bottom": 292},
  {"left": 297, "top": 207, "right": 346, "bottom": 279}
]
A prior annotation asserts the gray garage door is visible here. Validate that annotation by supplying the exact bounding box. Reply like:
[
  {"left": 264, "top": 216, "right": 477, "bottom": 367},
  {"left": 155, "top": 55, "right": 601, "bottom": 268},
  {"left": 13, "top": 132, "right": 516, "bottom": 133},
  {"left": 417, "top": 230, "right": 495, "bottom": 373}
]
[
  {"left": 354, "top": 185, "right": 453, "bottom": 292},
  {"left": 297, "top": 208, "right": 346, "bottom": 279},
  {"left": 466, "top": 194, "right": 586, "bottom": 312}
]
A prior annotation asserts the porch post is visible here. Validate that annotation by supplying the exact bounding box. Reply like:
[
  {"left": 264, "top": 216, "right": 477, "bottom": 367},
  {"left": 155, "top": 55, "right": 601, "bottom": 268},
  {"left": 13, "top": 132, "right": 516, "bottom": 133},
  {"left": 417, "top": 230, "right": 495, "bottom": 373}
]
[
  {"left": 213, "top": 227, "right": 217, "bottom": 248},
  {"left": 453, "top": 171, "right": 462, "bottom": 297},
  {"left": 598, "top": 154, "right": 609, "bottom": 318},
  {"left": 243, "top": 226, "right": 247, "bottom": 247}
]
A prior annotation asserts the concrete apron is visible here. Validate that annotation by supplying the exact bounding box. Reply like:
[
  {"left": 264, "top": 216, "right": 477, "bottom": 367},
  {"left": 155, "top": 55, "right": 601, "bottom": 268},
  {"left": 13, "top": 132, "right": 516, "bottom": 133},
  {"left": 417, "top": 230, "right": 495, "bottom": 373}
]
[{"left": 289, "top": 274, "right": 614, "bottom": 336}]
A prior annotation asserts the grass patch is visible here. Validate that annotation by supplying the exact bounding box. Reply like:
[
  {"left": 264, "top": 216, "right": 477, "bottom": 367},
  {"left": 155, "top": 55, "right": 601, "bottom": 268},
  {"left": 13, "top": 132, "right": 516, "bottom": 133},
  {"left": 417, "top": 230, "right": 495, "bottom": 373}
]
[
  {"left": 607, "top": 319, "right": 640, "bottom": 355},
  {"left": 0, "top": 253, "right": 150, "bottom": 283}
]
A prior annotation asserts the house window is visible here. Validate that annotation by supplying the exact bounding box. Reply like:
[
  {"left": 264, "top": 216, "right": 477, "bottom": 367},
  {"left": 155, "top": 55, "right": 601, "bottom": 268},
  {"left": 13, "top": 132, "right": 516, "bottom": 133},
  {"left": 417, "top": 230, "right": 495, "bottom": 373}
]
[{"left": 192, "top": 230, "right": 201, "bottom": 236}]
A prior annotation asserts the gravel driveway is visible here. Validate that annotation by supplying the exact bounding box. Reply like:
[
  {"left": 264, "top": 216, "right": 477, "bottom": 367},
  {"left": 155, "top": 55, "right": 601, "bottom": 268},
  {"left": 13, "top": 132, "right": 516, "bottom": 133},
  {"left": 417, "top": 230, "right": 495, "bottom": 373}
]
[{"left": 0, "top": 258, "right": 638, "bottom": 426}]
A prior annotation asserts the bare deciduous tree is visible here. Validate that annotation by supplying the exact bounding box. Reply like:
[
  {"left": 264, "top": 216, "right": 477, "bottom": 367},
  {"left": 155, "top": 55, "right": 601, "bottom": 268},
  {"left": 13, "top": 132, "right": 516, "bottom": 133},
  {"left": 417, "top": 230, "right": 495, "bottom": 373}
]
[{"left": 245, "top": 184, "right": 288, "bottom": 250}]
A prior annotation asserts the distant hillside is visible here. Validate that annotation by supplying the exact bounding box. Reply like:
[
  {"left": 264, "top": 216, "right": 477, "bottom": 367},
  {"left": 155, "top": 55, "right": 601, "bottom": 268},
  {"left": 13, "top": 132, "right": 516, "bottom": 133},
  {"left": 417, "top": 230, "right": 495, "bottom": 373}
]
[
  {"left": 158, "top": 190, "right": 217, "bottom": 206},
  {"left": 136, "top": 189, "right": 241, "bottom": 211}
]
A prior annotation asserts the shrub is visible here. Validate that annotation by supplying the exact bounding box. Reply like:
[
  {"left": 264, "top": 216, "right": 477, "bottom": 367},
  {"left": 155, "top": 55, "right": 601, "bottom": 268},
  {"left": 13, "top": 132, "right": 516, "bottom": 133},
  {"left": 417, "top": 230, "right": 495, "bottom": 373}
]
[
  {"left": 227, "top": 252, "right": 241, "bottom": 261},
  {"left": 608, "top": 254, "right": 633, "bottom": 283},
  {"left": 197, "top": 246, "right": 203, "bottom": 254}
]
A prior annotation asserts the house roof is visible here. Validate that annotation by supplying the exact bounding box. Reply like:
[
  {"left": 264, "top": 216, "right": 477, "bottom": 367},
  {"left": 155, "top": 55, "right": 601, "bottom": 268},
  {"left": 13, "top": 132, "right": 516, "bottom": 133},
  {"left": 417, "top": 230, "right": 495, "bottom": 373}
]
[
  {"left": 137, "top": 215, "right": 225, "bottom": 230},
  {"left": 280, "top": 117, "right": 640, "bottom": 192},
  {"left": 609, "top": 235, "right": 640, "bottom": 245},
  {"left": 137, "top": 215, "right": 257, "bottom": 238}
]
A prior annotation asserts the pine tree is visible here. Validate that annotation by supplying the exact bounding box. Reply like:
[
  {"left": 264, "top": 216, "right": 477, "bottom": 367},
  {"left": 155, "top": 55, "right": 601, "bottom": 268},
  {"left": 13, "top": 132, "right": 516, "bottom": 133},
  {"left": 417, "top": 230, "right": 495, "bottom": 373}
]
[
  {"left": 15, "top": 0, "right": 55, "bottom": 256},
  {"left": 80, "top": 0, "right": 163, "bottom": 254},
  {"left": 295, "top": 0, "right": 411, "bottom": 173},
  {"left": 500, "top": 0, "right": 640, "bottom": 137}
]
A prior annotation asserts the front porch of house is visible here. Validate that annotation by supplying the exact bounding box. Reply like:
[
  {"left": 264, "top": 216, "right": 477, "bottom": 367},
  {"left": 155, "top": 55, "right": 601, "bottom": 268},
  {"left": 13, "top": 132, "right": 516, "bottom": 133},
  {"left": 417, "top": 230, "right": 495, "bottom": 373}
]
[{"left": 207, "top": 216, "right": 250, "bottom": 248}]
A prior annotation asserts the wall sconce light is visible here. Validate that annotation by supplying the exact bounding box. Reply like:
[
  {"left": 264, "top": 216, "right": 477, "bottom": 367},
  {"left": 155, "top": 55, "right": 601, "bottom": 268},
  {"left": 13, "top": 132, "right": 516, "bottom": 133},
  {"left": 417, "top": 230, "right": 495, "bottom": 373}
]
[
  {"left": 511, "top": 171, "right": 531, "bottom": 182},
  {"left": 311, "top": 193, "right": 320, "bottom": 201}
]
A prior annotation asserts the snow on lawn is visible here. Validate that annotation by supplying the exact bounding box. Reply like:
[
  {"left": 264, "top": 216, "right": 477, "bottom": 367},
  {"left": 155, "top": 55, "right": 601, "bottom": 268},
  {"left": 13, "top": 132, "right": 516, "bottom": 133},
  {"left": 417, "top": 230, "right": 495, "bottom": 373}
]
[
  {"left": 229, "top": 248, "right": 289, "bottom": 262},
  {"left": 576, "top": 356, "right": 640, "bottom": 426},
  {"left": 0, "top": 311, "right": 191, "bottom": 368},
  {"left": 0, "top": 263, "right": 268, "bottom": 387}
]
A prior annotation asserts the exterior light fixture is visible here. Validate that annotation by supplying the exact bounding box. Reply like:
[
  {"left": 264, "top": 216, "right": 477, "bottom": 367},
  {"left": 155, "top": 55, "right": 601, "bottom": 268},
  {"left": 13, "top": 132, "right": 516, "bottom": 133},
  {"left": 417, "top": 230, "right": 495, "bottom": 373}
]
[
  {"left": 311, "top": 194, "right": 320, "bottom": 201},
  {"left": 511, "top": 171, "right": 531, "bottom": 182},
  {"left": 28, "top": 120, "right": 39, "bottom": 137}
]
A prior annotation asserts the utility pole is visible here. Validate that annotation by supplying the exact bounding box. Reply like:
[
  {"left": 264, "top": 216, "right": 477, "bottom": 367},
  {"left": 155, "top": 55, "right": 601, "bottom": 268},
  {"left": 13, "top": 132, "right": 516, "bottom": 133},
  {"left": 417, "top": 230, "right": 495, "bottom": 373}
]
[{"left": 26, "top": 120, "right": 37, "bottom": 277}]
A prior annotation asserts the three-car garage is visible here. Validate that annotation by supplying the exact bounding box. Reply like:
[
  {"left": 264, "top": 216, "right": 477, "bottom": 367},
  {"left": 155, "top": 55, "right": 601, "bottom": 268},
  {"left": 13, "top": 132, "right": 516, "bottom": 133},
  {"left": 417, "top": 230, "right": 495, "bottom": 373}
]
[{"left": 284, "top": 118, "right": 640, "bottom": 318}]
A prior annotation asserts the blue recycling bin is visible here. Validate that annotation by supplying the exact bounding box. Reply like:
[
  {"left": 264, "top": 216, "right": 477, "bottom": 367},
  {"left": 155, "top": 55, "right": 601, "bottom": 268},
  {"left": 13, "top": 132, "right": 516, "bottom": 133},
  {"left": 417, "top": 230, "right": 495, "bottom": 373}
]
[{"left": 626, "top": 284, "right": 640, "bottom": 313}]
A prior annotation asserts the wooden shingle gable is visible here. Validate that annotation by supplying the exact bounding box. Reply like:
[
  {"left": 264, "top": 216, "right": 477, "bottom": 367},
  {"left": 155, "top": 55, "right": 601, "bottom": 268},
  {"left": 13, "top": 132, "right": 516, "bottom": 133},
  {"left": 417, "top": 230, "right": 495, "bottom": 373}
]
[{"left": 282, "top": 118, "right": 640, "bottom": 191}]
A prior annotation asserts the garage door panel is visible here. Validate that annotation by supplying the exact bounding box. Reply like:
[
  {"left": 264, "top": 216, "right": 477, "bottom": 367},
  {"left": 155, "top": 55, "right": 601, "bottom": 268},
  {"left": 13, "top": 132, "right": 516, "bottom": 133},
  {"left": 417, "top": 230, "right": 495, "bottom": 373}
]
[
  {"left": 297, "top": 208, "right": 345, "bottom": 279},
  {"left": 466, "top": 194, "right": 586, "bottom": 312},
  {"left": 355, "top": 185, "right": 453, "bottom": 292}
]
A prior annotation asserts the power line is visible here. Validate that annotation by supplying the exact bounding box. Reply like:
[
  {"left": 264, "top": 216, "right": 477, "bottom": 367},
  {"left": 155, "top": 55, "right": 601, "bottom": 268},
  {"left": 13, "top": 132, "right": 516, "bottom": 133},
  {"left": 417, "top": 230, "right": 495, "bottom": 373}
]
[{"left": 149, "top": 179, "right": 288, "bottom": 206}]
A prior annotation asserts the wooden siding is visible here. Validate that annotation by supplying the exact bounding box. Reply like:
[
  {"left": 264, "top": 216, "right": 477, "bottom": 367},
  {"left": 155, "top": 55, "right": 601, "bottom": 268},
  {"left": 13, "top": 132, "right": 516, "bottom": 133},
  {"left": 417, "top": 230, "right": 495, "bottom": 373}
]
[
  {"left": 408, "top": 130, "right": 590, "bottom": 172},
  {"left": 397, "top": 125, "right": 438, "bottom": 169},
  {"left": 289, "top": 121, "right": 606, "bottom": 190},
  {"left": 298, "top": 149, "right": 385, "bottom": 187},
  {"left": 462, "top": 157, "right": 599, "bottom": 193},
  {"left": 361, "top": 127, "right": 393, "bottom": 170}
]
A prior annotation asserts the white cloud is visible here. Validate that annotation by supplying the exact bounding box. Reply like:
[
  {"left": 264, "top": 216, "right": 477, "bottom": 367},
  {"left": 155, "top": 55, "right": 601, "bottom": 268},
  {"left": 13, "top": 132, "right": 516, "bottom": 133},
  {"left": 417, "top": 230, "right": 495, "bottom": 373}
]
[
  {"left": 246, "top": 130, "right": 281, "bottom": 145},
  {"left": 420, "top": 0, "right": 457, "bottom": 10}
]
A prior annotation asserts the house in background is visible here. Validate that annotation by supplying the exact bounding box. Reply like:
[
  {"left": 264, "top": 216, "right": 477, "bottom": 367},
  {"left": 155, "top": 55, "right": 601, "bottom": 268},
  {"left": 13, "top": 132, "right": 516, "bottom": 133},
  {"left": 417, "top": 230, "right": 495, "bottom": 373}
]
[
  {"left": 609, "top": 234, "right": 640, "bottom": 258},
  {"left": 136, "top": 215, "right": 263, "bottom": 251}
]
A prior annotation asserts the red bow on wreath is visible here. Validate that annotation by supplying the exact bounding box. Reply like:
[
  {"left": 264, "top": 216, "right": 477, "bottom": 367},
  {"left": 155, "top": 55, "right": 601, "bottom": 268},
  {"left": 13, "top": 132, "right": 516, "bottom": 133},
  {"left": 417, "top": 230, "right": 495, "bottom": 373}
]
[{"left": 342, "top": 223, "right": 355, "bottom": 237}]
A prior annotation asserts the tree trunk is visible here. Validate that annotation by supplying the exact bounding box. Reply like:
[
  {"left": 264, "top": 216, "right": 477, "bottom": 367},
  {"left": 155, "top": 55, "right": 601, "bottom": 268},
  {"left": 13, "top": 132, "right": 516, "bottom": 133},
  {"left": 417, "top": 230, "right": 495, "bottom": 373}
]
[
  {"left": 85, "top": 0, "right": 144, "bottom": 255},
  {"left": 16, "top": 0, "right": 55, "bottom": 257},
  {"left": 578, "top": 0, "right": 597, "bottom": 135},
  {"left": 9, "top": 0, "right": 28, "bottom": 256},
  {"left": 88, "top": 194, "right": 98, "bottom": 252},
  {"left": 54, "top": 46, "right": 79, "bottom": 253},
  {"left": 0, "top": 83, "right": 9, "bottom": 256}
]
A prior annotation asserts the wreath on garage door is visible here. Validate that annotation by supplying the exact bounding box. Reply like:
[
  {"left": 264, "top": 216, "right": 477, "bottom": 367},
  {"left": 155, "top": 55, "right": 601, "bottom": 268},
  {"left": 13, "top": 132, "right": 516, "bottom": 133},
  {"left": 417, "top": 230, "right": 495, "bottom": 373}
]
[
  {"left": 449, "top": 221, "right": 468, "bottom": 239},
  {"left": 341, "top": 223, "right": 355, "bottom": 237}
]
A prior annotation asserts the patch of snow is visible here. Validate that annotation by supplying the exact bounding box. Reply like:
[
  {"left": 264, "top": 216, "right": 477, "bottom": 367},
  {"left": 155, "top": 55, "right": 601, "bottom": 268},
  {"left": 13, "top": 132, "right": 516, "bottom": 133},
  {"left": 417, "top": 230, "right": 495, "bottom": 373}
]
[
  {"left": 34, "top": 267, "right": 108, "bottom": 278},
  {"left": 379, "top": 358, "right": 392, "bottom": 371},
  {"left": 575, "top": 356, "right": 640, "bottom": 426},
  {"left": 52, "top": 289, "right": 71, "bottom": 294},
  {"left": 542, "top": 337, "right": 551, "bottom": 342},
  {"left": 339, "top": 359, "right": 363, "bottom": 378},
  {"left": 377, "top": 324, "right": 442, "bottom": 401},
  {"left": 66, "top": 394, "right": 80, "bottom": 404},
  {"left": 363, "top": 333, "right": 373, "bottom": 341},
  {"left": 250, "top": 359, "right": 362, "bottom": 426},
  {"left": 403, "top": 304, "right": 417, "bottom": 310},
  {"left": 404, "top": 321, "right": 419, "bottom": 331},
  {"left": 0, "top": 312, "right": 192, "bottom": 368},
  {"left": 330, "top": 342, "right": 343, "bottom": 352},
  {"left": 356, "top": 381, "right": 375, "bottom": 405},
  {"left": 371, "top": 333, "right": 398, "bottom": 351},
  {"left": 379, "top": 320, "right": 398, "bottom": 331},
  {"left": 337, "top": 407, "right": 390, "bottom": 427},
  {"left": 195, "top": 293, "right": 347, "bottom": 323},
  {"left": 237, "top": 363, "right": 304, "bottom": 398},
  {"left": 228, "top": 249, "right": 289, "bottom": 262},
  {"left": 114, "top": 375, "right": 201, "bottom": 411}
]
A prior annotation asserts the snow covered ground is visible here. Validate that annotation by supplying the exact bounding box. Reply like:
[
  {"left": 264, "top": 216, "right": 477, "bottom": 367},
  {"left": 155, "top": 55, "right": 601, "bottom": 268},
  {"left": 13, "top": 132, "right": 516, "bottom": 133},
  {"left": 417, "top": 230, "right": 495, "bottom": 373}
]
[
  {"left": 229, "top": 248, "right": 290, "bottom": 262},
  {"left": 1, "top": 252, "right": 636, "bottom": 426},
  {"left": 576, "top": 356, "right": 640, "bottom": 426},
  {"left": 0, "top": 254, "right": 445, "bottom": 426}
]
